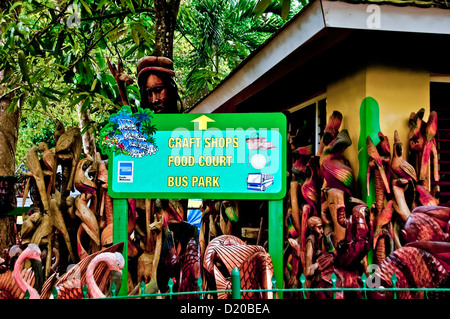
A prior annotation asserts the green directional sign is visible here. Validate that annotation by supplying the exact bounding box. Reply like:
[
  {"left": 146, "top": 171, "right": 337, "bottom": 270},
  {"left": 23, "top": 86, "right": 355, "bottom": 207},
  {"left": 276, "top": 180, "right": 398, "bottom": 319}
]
[{"left": 105, "top": 107, "right": 287, "bottom": 200}]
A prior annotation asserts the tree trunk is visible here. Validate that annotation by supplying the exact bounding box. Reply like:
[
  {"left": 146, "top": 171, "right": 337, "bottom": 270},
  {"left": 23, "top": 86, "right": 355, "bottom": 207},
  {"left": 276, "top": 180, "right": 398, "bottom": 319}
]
[
  {"left": 0, "top": 70, "right": 20, "bottom": 252},
  {"left": 76, "top": 101, "right": 96, "bottom": 159},
  {"left": 153, "top": 0, "right": 181, "bottom": 59},
  {"left": 0, "top": 0, "right": 21, "bottom": 251}
]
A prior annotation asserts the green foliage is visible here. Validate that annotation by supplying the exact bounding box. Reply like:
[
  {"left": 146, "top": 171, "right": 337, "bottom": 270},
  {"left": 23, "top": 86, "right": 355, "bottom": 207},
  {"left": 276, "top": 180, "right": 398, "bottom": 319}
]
[
  {"left": 1, "top": 0, "right": 305, "bottom": 167},
  {"left": 176, "top": 0, "right": 305, "bottom": 106},
  {"left": 254, "top": 0, "right": 308, "bottom": 19},
  {"left": 1, "top": 0, "right": 155, "bottom": 166}
]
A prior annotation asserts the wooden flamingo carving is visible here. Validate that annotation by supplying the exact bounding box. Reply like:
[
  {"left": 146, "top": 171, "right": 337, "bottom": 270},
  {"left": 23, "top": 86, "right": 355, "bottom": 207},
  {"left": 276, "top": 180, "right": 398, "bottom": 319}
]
[
  {"left": 53, "top": 242, "right": 123, "bottom": 299},
  {"left": 0, "top": 245, "right": 38, "bottom": 299},
  {"left": 86, "top": 252, "right": 125, "bottom": 298},
  {"left": 204, "top": 235, "right": 274, "bottom": 299},
  {"left": 203, "top": 235, "right": 245, "bottom": 276},
  {"left": 372, "top": 206, "right": 450, "bottom": 299},
  {"left": 12, "top": 244, "right": 41, "bottom": 299},
  {"left": 0, "top": 268, "right": 35, "bottom": 299}
]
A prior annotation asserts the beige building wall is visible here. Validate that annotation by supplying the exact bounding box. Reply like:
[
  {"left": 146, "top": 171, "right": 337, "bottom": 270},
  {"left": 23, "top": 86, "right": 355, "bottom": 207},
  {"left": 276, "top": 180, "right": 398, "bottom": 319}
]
[{"left": 326, "top": 65, "right": 430, "bottom": 180}]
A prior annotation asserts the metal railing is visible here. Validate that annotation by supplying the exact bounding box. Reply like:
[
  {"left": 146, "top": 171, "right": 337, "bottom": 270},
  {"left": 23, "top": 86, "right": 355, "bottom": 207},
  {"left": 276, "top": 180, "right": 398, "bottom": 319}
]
[{"left": 25, "top": 268, "right": 450, "bottom": 299}]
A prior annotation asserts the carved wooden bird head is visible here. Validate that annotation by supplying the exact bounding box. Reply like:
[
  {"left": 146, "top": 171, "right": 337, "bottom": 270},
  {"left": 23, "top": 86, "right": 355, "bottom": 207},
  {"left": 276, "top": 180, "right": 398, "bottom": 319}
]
[
  {"left": 325, "top": 129, "right": 352, "bottom": 156},
  {"left": 377, "top": 132, "right": 391, "bottom": 158},
  {"left": 393, "top": 130, "right": 403, "bottom": 158}
]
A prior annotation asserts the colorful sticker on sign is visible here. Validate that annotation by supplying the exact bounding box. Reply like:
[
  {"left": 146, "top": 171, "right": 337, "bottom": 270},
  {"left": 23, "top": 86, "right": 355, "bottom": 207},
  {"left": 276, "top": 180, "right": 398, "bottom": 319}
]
[{"left": 99, "top": 105, "right": 158, "bottom": 158}]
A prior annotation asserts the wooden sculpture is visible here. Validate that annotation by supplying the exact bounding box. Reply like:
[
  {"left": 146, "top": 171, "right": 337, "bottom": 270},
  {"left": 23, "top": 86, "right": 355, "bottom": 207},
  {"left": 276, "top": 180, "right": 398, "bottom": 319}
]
[
  {"left": 301, "top": 156, "right": 320, "bottom": 217},
  {"left": 199, "top": 200, "right": 218, "bottom": 263},
  {"left": 24, "top": 145, "right": 49, "bottom": 213},
  {"left": 303, "top": 216, "right": 324, "bottom": 298},
  {"left": 366, "top": 132, "right": 393, "bottom": 264},
  {"left": 371, "top": 206, "right": 450, "bottom": 299},
  {"left": 420, "top": 111, "right": 438, "bottom": 183},
  {"left": 0, "top": 244, "right": 40, "bottom": 299},
  {"left": 289, "top": 180, "right": 302, "bottom": 240},
  {"left": 37, "top": 142, "right": 56, "bottom": 197},
  {"left": 366, "top": 135, "right": 390, "bottom": 201},
  {"left": 317, "top": 111, "right": 343, "bottom": 157},
  {"left": 408, "top": 108, "right": 439, "bottom": 191},
  {"left": 321, "top": 188, "right": 347, "bottom": 250},
  {"left": 218, "top": 200, "right": 239, "bottom": 236},
  {"left": 203, "top": 235, "right": 246, "bottom": 284},
  {"left": 52, "top": 242, "right": 124, "bottom": 299},
  {"left": 402, "top": 206, "right": 450, "bottom": 243},
  {"left": 97, "top": 156, "right": 114, "bottom": 248},
  {"left": 319, "top": 129, "right": 354, "bottom": 196},
  {"left": 372, "top": 245, "right": 449, "bottom": 299},
  {"left": 316, "top": 195, "right": 371, "bottom": 299},
  {"left": 75, "top": 193, "right": 101, "bottom": 257},
  {"left": 416, "top": 184, "right": 439, "bottom": 206},
  {"left": 49, "top": 192, "right": 76, "bottom": 266},
  {"left": 286, "top": 238, "right": 302, "bottom": 290},
  {"left": 73, "top": 158, "right": 97, "bottom": 195},
  {"left": 55, "top": 126, "right": 83, "bottom": 196},
  {"left": 334, "top": 203, "right": 371, "bottom": 268},
  {"left": 86, "top": 252, "right": 125, "bottom": 298},
  {"left": 391, "top": 130, "right": 417, "bottom": 222},
  {"left": 392, "top": 130, "right": 417, "bottom": 183},
  {"left": 203, "top": 235, "right": 275, "bottom": 299},
  {"left": 372, "top": 200, "right": 394, "bottom": 264},
  {"left": 167, "top": 221, "right": 201, "bottom": 299},
  {"left": 136, "top": 198, "right": 154, "bottom": 285},
  {"left": 147, "top": 218, "right": 200, "bottom": 298}
]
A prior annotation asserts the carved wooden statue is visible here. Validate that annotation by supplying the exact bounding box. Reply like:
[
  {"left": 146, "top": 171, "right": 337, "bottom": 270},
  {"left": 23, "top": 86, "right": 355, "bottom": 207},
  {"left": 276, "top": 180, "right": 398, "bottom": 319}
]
[
  {"left": 204, "top": 235, "right": 275, "bottom": 299},
  {"left": 366, "top": 132, "right": 393, "bottom": 265},
  {"left": 408, "top": 108, "right": 439, "bottom": 192},
  {"left": 372, "top": 206, "right": 450, "bottom": 299}
]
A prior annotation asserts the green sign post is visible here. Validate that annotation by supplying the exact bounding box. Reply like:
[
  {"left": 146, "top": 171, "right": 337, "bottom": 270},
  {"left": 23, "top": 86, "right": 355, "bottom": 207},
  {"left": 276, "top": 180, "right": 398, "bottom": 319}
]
[{"left": 104, "top": 107, "right": 287, "bottom": 297}]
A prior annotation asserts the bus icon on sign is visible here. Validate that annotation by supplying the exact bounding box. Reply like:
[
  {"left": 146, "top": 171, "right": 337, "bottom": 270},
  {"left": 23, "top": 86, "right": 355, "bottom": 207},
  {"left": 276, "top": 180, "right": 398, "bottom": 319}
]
[{"left": 246, "top": 173, "right": 274, "bottom": 191}]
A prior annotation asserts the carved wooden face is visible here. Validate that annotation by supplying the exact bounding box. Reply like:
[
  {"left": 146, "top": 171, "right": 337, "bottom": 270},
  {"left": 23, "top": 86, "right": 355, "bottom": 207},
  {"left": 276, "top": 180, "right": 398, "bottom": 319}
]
[
  {"left": 312, "top": 223, "right": 324, "bottom": 239},
  {"left": 145, "top": 74, "right": 169, "bottom": 113},
  {"left": 326, "top": 188, "right": 346, "bottom": 216}
]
